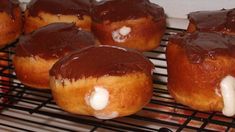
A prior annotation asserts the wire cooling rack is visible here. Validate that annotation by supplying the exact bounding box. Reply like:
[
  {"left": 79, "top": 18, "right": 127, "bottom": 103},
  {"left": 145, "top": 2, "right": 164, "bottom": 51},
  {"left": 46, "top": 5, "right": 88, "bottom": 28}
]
[{"left": 0, "top": 28, "right": 234, "bottom": 132}]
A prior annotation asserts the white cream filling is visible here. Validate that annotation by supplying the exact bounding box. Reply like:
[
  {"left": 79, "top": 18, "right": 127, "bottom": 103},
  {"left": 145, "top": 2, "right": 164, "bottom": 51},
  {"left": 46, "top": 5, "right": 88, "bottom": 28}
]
[
  {"left": 220, "top": 75, "right": 235, "bottom": 116},
  {"left": 95, "top": 0, "right": 103, "bottom": 2},
  {"left": 19, "top": 0, "right": 30, "bottom": 11},
  {"left": 119, "top": 26, "right": 131, "bottom": 36},
  {"left": 89, "top": 86, "right": 109, "bottom": 111},
  {"left": 94, "top": 111, "right": 119, "bottom": 119},
  {"left": 112, "top": 26, "right": 131, "bottom": 43}
]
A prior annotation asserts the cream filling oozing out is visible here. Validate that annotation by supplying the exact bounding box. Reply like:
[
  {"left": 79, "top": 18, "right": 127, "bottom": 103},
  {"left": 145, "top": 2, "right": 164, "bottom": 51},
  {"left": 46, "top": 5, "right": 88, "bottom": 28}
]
[
  {"left": 88, "top": 86, "right": 109, "bottom": 111},
  {"left": 94, "top": 111, "right": 119, "bottom": 119},
  {"left": 112, "top": 26, "right": 131, "bottom": 43},
  {"left": 220, "top": 75, "right": 235, "bottom": 116}
]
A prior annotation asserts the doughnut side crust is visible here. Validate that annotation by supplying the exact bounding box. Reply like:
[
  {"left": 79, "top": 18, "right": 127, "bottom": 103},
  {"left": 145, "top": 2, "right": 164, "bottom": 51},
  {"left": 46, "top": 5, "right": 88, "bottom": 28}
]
[
  {"left": 187, "top": 19, "right": 235, "bottom": 35},
  {"left": 186, "top": 22, "right": 197, "bottom": 33},
  {"left": 91, "top": 16, "right": 166, "bottom": 52},
  {"left": 24, "top": 10, "right": 92, "bottom": 34},
  {"left": 13, "top": 56, "right": 57, "bottom": 89},
  {"left": 50, "top": 72, "right": 153, "bottom": 119},
  {"left": 166, "top": 41, "right": 235, "bottom": 112},
  {"left": 0, "top": 7, "right": 22, "bottom": 47}
]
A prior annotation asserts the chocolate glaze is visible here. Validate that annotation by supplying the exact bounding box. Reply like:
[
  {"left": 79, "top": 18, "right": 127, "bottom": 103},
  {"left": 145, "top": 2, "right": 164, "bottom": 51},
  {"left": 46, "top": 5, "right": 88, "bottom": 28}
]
[
  {"left": 188, "top": 8, "right": 235, "bottom": 32},
  {"left": 27, "top": 0, "right": 90, "bottom": 19},
  {"left": 170, "top": 32, "right": 235, "bottom": 64},
  {"left": 16, "top": 23, "right": 95, "bottom": 59},
  {"left": 91, "top": 0, "right": 165, "bottom": 22},
  {"left": 50, "top": 46, "right": 154, "bottom": 80},
  {"left": 0, "top": 0, "right": 19, "bottom": 17}
]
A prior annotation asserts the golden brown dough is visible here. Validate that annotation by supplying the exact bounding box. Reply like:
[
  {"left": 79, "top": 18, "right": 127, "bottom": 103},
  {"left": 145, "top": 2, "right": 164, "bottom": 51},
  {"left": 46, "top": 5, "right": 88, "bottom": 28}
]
[
  {"left": 50, "top": 45, "right": 154, "bottom": 119},
  {"left": 24, "top": 0, "right": 91, "bottom": 34},
  {"left": 167, "top": 32, "right": 235, "bottom": 113},
  {"left": 0, "top": 0, "right": 22, "bottom": 47},
  {"left": 14, "top": 23, "right": 96, "bottom": 89},
  {"left": 187, "top": 8, "right": 235, "bottom": 35},
  {"left": 91, "top": 0, "right": 166, "bottom": 51}
]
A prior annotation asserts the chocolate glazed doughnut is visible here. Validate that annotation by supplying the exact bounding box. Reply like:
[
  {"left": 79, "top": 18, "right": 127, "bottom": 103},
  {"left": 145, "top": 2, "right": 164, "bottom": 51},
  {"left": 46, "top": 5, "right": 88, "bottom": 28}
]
[
  {"left": 50, "top": 45, "right": 154, "bottom": 119},
  {"left": 187, "top": 8, "right": 235, "bottom": 34},
  {"left": 13, "top": 23, "right": 96, "bottom": 89},
  {"left": 91, "top": 0, "right": 166, "bottom": 51},
  {"left": 0, "top": 0, "right": 22, "bottom": 47},
  {"left": 24, "top": 0, "right": 91, "bottom": 33},
  {"left": 167, "top": 31, "right": 235, "bottom": 116}
]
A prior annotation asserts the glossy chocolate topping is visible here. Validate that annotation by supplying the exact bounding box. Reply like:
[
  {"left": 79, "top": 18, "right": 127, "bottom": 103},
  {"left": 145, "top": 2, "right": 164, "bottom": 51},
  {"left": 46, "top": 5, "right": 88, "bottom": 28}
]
[
  {"left": 50, "top": 46, "right": 154, "bottom": 80},
  {"left": 27, "top": 0, "right": 90, "bottom": 19},
  {"left": 16, "top": 23, "right": 95, "bottom": 59},
  {"left": 188, "top": 8, "right": 235, "bottom": 32},
  {"left": 0, "top": 0, "right": 19, "bottom": 17},
  {"left": 91, "top": 0, "right": 165, "bottom": 22},
  {"left": 170, "top": 32, "right": 235, "bottom": 63}
]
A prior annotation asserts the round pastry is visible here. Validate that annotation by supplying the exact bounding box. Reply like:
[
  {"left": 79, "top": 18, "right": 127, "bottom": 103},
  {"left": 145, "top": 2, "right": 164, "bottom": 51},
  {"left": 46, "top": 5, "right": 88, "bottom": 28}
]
[
  {"left": 13, "top": 23, "right": 96, "bottom": 89},
  {"left": 91, "top": 0, "right": 166, "bottom": 51},
  {"left": 0, "top": 0, "right": 22, "bottom": 47},
  {"left": 24, "top": 0, "right": 91, "bottom": 34},
  {"left": 167, "top": 31, "right": 235, "bottom": 117},
  {"left": 49, "top": 45, "right": 154, "bottom": 119},
  {"left": 187, "top": 8, "right": 235, "bottom": 34}
]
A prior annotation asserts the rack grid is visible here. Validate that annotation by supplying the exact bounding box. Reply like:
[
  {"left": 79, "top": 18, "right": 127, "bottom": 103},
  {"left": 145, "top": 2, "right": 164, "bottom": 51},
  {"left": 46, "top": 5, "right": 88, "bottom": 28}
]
[{"left": 0, "top": 28, "right": 234, "bottom": 132}]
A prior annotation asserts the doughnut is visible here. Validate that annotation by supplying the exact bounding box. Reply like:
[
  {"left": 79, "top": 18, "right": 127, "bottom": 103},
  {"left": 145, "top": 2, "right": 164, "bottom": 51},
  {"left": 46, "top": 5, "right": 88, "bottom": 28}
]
[
  {"left": 0, "top": 0, "right": 22, "bottom": 47},
  {"left": 167, "top": 31, "right": 235, "bottom": 116},
  {"left": 187, "top": 8, "right": 235, "bottom": 34},
  {"left": 49, "top": 45, "right": 154, "bottom": 119},
  {"left": 91, "top": 0, "right": 166, "bottom": 51},
  {"left": 24, "top": 0, "right": 91, "bottom": 34},
  {"left": 13, "top": 23, "right": 96, "bottom": 89}
]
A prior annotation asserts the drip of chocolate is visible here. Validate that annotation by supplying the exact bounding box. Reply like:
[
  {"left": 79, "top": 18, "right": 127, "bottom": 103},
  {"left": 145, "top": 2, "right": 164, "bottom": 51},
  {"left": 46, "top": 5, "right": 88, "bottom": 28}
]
[
  {"left": 170, "top": 32, "right": 235, "bottom": 63},
  {"left": 188, "top": 8, "right": 235, "bottom": 32},
  {"left": 27, "top": 0, "right": 90, "bottom": 19},
  {"left": 91, "top": 0, "right": 165, "bottom": 22},
  {"left": 50, "top": 46, "right": 154, "bottom": 80},
  {"left": 16, "top": 23, "right": 95, "bottom": 59},
  {"left": 0, "top": 0, "right": 19, "bottom": 17}
]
